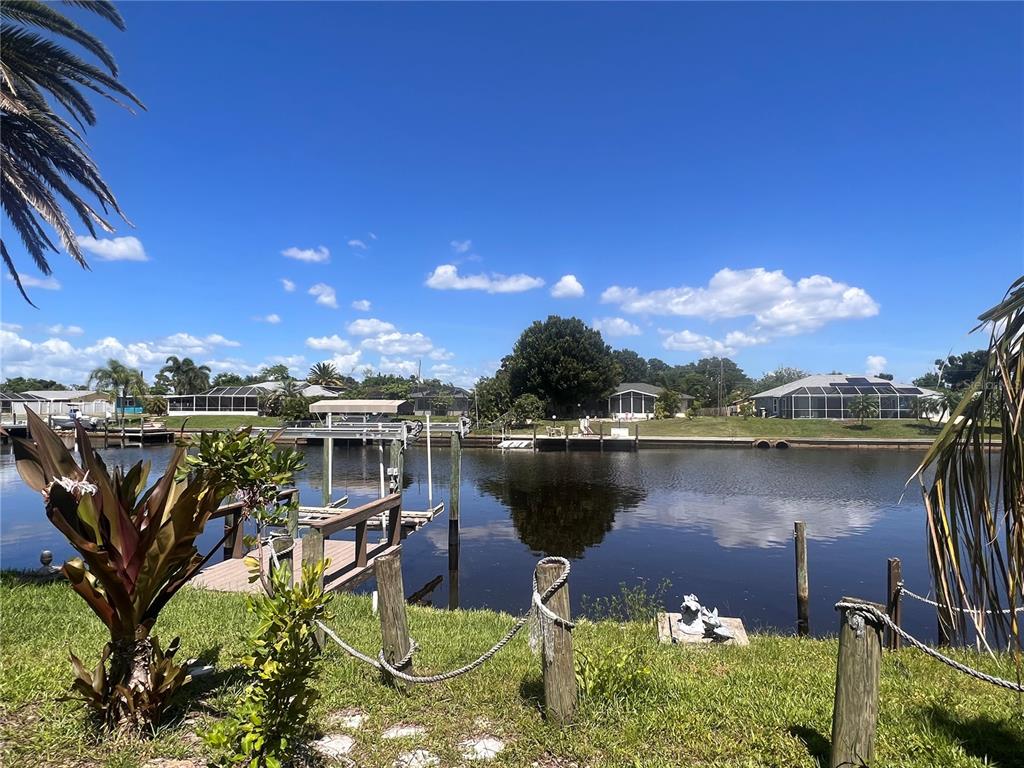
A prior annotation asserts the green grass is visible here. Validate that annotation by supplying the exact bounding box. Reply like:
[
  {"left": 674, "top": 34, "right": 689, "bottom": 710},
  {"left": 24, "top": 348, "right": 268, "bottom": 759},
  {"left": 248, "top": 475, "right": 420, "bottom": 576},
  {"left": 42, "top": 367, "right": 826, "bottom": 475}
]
[
  {"left": 2, "top": 577, "right": 1021, "bottom": 767},
  {"left": 514, "top": 417, "right": 969, "bottom": 440},
  {"left": 160, "top": 415, "right": 284, "bottom": 430}
]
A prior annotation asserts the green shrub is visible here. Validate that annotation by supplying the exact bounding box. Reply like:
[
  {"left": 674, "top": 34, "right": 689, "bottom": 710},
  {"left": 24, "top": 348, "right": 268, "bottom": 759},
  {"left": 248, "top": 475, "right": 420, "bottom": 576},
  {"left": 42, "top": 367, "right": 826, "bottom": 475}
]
[
  {"left": 581, "top": 578, "right": 671, "bottom": 623},
  {"left": 575, "top": 631, "right": 656, "bottom": 712},
  {"left": 204, "top": 560, "right": 332, "bottom": 768}
]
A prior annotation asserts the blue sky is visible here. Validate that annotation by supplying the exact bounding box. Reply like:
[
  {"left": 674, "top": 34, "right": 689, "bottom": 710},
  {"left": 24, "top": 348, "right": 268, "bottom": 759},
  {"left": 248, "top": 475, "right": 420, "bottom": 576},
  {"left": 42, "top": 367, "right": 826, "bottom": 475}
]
[{"left": 2, "top": 1, "right": 1021, "bottom": 388}]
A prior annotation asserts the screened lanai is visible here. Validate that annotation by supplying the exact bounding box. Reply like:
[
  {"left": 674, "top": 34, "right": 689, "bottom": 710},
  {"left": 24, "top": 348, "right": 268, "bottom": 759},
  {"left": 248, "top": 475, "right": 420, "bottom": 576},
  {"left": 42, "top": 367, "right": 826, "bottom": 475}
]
[
  {"left": 751, "top": 375, "right": 939, "bottom": 419},
  {"left": 165, "top": 385, "right": 265, "bottom": 415}
]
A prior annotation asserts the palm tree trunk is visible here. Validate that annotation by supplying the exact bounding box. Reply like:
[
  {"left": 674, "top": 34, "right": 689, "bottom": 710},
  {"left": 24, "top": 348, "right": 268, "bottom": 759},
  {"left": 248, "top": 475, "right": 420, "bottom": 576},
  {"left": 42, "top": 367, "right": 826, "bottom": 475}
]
[{"left": 108, "top": 633, "right": 153, "bottom": 727}]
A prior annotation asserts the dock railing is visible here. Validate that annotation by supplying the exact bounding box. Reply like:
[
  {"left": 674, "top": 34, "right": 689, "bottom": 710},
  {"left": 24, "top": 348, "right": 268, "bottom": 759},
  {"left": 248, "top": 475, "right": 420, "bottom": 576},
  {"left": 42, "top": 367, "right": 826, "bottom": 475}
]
[
  {"left": 302, "top": 492, "right": 404, "bottom": 590},
  {"left": 212, "top": 487, "right": 300, "bottom": 559}
]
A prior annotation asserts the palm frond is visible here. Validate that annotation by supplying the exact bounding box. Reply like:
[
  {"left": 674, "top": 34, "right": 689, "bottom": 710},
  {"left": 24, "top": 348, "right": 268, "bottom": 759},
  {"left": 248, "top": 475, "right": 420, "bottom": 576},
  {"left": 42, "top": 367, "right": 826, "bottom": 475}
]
[{"left": 915, "top": 275, "right": 1024, "bottom": 650}]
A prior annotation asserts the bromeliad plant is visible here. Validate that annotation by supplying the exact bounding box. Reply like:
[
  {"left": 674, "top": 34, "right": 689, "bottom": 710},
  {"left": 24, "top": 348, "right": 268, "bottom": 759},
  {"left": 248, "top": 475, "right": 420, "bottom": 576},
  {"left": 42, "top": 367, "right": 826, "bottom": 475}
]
[{"left": 11, "top": 410, "right": 303, "bottom": 731}]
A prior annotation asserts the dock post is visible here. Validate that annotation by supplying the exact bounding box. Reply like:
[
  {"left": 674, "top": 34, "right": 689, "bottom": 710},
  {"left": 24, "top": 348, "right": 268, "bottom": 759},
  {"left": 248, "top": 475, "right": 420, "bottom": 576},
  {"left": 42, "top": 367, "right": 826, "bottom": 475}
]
[
  {"left": 321, "top": 437, "right": 333, "bottom": 506},
  {"left": 302, "top": 524, "right": 325, "bottom": 644},
  {"left": 535, "top": 561, "right": 576, "bottom": 724},
  {"left": 886, "top": 557, "right": 902, "bottom": 650},
  {"left": 533, "top": 423, "right": 537, "bottom": 451},
  {"left": 389, "top": 438, "right": 404, "bottom": 494},
  {"left": 282, "top": 490, "right": 299, "bottom": 587},
  {"left": 426, "top": 412, "right": 433, "bottom": 510},
  {"left": 376, "top": 551, "right": 413, "bottom": 687},
  {"left": 830, "top": 598, "right": 884, "bottom": 768},
  {"left": 103, "top": 423, "right": 109, "bottom": 449},
  {"left": 449, "top": 432, "right": 462, "bottom": 609},
  {"left": 634, "top": 422, "right": 639, "bottom": 450},
  {"left": 794, "top": 521, "right": 809, "bottom": 637},
  {"left": 599, "top": 421, "right": 604, "bottom": 451}
]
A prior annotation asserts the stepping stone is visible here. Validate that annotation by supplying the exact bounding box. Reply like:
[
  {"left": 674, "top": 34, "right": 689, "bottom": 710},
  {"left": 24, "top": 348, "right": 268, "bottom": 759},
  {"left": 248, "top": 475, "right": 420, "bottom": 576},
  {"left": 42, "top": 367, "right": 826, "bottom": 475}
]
[
  {"left": 460, "top": 736, "right": 505, "bottom": 761},
  {"left": 313, "top": 734, "right": 355, "bottom": 759},
  {"left": 329, "top": 709, "right": 368, "bottom": 729},
  {"left": 394, "top": 750, "right": 440, "bottom": 768},
  {"left": 383, "top": 724, "right": 426, "bottom": 740}
]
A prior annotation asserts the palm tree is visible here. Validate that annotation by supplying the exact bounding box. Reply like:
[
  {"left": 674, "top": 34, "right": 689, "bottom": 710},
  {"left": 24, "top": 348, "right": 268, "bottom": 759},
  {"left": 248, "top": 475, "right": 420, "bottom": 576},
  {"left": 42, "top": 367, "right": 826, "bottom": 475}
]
[
  {"left": 915, "top": 275, "right": 1023, "bottom": 648},
  {"left": 159, "top": 356, "right": 211, "bottom": 394},
  {"left": 848, "top": 394, "right": 878, "bottom": 426},
  {"left": 936, "top": 389, "right": 962, "bottom": 421},
  {"left": 307, "top": 362, "right": 342, "bottom": 387},
  {"left": 909, "top": 396, "right": 938, "bottom": 422},
  {"left": 88, "top": 358, "right": 146, "bottom": 423},
  {"left": 1, "top": 0, "right": 144, "bottom": 303}
]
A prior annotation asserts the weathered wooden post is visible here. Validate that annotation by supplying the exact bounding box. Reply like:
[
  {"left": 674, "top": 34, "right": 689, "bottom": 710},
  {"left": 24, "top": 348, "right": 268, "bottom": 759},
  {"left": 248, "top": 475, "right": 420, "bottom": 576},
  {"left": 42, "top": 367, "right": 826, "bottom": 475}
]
[
  {"left": 223, "top": 508, "right": 243, "bottom": 560},
  {"left": 303, "top": 522, "right": 326, "bottom": 644},
  {"left": 389, "top": 439, "right": 404, "bottom": 494},
  {"left": 449, "top": 432, "right": 462, "bottom": 609},
  {"left": 830, "top": 598, "right": 884, "bottom": 768},
  {"left": 279, "top": 489, "right": 300, "bottom": 586},
  {"left": 321, "top": 437, "right": 333, "bottom": 506},
  {"left": 598, "top": 421, "right": 604, "bottom": 451},
  {"left": 886, "top": 557, "right": 902, "bottom": 651},
  {"left": 376, "top": 551, "right": 413, "bottom": 687},
  {"left": 794, "top": 521, "right": 809, "bottom": 637},
  {"left": 633, "top": 421, "right": 639, "bottom": 449},
  {"left": 535, "top": 561, "right": 576, "bottom": 724},
  {"left": 532, "top": 423, "right": 538, "bottom": 451}
]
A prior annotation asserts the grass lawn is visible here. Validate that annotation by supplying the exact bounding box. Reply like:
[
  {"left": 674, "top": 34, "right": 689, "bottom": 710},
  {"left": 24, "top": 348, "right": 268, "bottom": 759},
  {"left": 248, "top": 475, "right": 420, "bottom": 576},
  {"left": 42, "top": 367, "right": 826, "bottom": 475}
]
[
  {"left": 2, "top": 577, "right": 1021, "bottom": 767},
  {"left": 514, "top": 417, "right": 962, "bottom": 440},
  {"left": 160, "top": 415, "right": 284, "bottom": 430}
]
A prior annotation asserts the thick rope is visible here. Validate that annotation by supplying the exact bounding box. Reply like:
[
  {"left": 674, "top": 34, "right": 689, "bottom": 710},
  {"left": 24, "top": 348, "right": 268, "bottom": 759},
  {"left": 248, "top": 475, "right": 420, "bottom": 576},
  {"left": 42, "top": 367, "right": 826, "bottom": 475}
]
[
  {"left": 261, "top": 533, "right": 574, "bottom": 685},
  {"left": 897, "top": 584, "right": 1024, "bottom": 616},
  {"left": 835, "top": 600, "right": 1024, "bottom": 693}
]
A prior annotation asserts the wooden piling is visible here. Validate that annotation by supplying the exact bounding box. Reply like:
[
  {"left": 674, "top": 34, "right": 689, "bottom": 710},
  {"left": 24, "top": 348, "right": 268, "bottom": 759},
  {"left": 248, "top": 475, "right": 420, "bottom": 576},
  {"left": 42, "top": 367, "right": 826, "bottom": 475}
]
[
  {"left": 886, "top": 557, "right": 902, "bottom": 651},
  {"left": 535, "top": 561, "right": 576, "bottom": 724},
  {"left": 376, "top": 551, "right": 413, "bottom": 686},
  {"left": 794, "top": 521, "right": 809, "bottom": 637},
  {"left": 533, "top": 423, "right": 538, "bottom": 451},
  {"left": 389, "top": 439, "right": 405, "bottom": 495},
  {"left": 830, "top": 597, "right": 884, "bottom": 768},
  {"left": 599, "top": 421, "right": 604, "bottom": 451},
  {"left": 449, "top": 432, "right": 461, "bottom": 522},
  {"left": 322, "top": 437, "right": 333, "bottom": 506},
  {"left": 303, "top": 526, "right": 326, "bottom": 644},
  {"left": 633, "top": 422, "right": 639, "bottom": 449}
]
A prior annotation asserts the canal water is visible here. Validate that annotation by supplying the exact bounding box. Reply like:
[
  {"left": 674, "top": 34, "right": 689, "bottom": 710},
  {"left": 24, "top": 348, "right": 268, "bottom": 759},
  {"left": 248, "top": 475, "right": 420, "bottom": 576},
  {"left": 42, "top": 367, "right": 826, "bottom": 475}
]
[{"left": 0, "top": 442, "right": 941, "bottom": 640}]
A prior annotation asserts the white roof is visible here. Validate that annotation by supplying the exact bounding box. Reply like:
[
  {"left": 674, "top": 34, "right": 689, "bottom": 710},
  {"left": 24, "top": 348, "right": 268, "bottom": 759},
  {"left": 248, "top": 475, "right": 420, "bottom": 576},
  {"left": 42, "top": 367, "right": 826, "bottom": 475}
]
[
  {"left": 25, "top": 390, "right": 106, "bottom": 401},
  {"left": 751, "top": 374, "right": 939, "bottom": 399},
  {"left": 309, "top": 399, "right": 409, "bottom": 414}
]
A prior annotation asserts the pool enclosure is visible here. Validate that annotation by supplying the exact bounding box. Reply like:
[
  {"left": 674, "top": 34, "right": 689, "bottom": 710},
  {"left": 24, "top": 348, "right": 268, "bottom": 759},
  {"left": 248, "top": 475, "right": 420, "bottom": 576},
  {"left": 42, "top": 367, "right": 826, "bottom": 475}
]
[
  {"left": 751, "top": 375, "right": 939, "bottom": 419},
  {"left": 165, "top": 385, "right": 267, "bottom": 415}
]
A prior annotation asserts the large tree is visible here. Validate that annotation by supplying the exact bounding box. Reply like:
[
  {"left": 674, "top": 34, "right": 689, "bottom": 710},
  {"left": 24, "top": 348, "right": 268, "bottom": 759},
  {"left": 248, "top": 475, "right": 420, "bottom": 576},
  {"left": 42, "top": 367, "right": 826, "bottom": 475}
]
[
  {"left": 87, "top": 358, "right": 146, "bottom": 422},
  {"left": 503, "top": 316, "right": 621, "bottom": 415},
  {"left": 1, "top": 0, "right": 143, "bottom": 302},
  {"left": 935, "top": 350, "right": 988, "bottom": 390},
  {"left": 751, "top": 366, "right": 809, "bottom": 393},
  {"left": 307, "top": 361, "right": 342, "bottom": 387},
  {"left": 612, "top": 349, "right": 649, "bottom": 383},
  {"left": 159, "top": 356, "right": 210, "bottom": 394},
  {"left": 473, "top": 372, "right": 512, "bottom": 422},
  {"left": 2, "top": 376, "right": 69, "bottom": 393}
]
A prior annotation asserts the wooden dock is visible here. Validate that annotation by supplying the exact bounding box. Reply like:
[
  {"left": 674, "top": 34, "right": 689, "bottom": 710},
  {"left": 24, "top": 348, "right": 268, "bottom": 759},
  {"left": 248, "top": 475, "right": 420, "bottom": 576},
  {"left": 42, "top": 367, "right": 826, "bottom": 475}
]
[{"left": 192, "top": 538, "right": 398, "bottom": 593}]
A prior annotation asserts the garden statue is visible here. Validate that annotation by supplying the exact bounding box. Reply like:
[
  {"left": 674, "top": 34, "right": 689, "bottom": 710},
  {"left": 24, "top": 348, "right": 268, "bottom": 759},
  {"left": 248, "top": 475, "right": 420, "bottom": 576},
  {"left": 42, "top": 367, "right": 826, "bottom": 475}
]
[{"left": 678, "top": 594, "right": 735, "bottom": 642}]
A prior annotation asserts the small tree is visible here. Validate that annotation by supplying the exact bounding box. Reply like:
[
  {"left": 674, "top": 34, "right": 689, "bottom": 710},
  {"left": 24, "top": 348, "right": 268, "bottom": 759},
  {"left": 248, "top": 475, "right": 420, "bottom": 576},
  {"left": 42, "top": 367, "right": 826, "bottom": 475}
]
[
  {"left": 910, "top": 396, "right": 937, "bottom": 422},
  {"left": 739, "top": 401, "right": 755, "bottom": 419},
  {"left": 849, "top": 394, "right": 878, "bottom": 425},
  {"left": 658, "top": 390, "right": 681, "bottom": 416},
  {"left": 144, "top": 396, "right": 167, "bottom": 416},
  {"left": 511, "top": 393, "right": 545, "bottom": 425}
]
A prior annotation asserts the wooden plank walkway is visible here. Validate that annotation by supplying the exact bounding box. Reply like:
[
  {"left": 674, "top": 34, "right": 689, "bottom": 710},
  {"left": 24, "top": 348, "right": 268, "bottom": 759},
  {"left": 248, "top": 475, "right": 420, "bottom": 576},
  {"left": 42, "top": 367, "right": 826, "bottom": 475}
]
[{"left": 192, "top": 538, "right": 400, "bottom": 594}]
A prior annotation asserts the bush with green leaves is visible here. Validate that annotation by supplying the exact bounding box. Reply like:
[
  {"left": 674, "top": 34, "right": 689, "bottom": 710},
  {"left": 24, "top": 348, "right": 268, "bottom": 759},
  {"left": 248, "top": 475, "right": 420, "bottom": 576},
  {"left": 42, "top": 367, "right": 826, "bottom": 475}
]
[
  {"left": 575, "top": 630, "right": 657, "bottom": 712},
  {"left": 11, "top": 412, "right": 302, "bottom": 731},
  {"left": 204, "top": 560, "right": 332, "bottom": 768},
  {"left": 511, "top": 393, "right": 545, "bottom": 425}
]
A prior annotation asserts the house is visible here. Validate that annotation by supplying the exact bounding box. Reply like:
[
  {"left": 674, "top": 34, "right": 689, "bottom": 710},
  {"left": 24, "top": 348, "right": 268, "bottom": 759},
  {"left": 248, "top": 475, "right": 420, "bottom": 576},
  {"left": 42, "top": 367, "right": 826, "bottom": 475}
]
[
  {"left": 606, "top": 382, "right": 693, "bottom": 419},
  {"left": 750, "top": 374, "right": 939, "bottom": 419},
  {"left": 165, "top": 381, "right": 341, "bottom": 416},
  {"left": 1, "top": 390, "right": 113, "bottom": 422},
  {"left": 409, "top": 387, "right": 472, "bottom": 416}
]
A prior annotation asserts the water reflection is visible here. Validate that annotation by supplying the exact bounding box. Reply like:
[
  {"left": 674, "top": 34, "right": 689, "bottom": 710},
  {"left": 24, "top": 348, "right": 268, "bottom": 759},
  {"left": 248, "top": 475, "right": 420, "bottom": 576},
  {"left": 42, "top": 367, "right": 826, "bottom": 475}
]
[{"left": 475, "top": 453, "right": 646, "bottom": 557}]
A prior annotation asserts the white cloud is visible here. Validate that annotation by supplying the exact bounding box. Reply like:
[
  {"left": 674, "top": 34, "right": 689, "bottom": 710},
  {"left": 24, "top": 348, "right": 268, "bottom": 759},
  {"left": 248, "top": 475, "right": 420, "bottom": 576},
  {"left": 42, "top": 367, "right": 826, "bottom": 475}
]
[
  {"left": 1, "top": 322, "right": 22, "bottom": 332},
  {"left": 254, "top": 314, "right": 281, "bottom": 324},
  {"left": 306, "top": 335, "right": 354, "bottom": 353},
  {"left": 46, "top": 324, "right": 84, "bottom": 336},
  {"left": 75, "top": 235, "right": 148, "bottom": 262},
  {"left": 325, "top": 350, "right": 362, "bottom": 372},
  {"left": 865, "top": 355, "right": 888, "bottom": 376},
  {"left": 592, "top": 317, "right": 641, "bottom": 337},
  {"left": 661, "top": 329, "right": 735, "bottom": 356},
  {"left": 351, "top": 299, "right": 371, "bottom": 311},
  {"left": 450, "top": 239, "right": 472, "bottom": 254},
  {"left": 282, "top": 245, "right": 330, "bottom": 263},
  {"left": 9, "top": 274, "right": 61, "bottom": 290},
  {"left": 362, "top": 331, "right": 435, "bottom": 356},
  {"left": 347, "top": 318, "right": 396, "bottom": 337},
  {"left": 0, "top": 329, "right": 242, "bottom": 383},
  {"left": 425, "top": 264, "right": 544, "bottom": 294},
  {"left": 602, "top": 268, "right": 879, "bottom": 335},
  {"left": 308, "top": 283, "right": 338, "bottom": 308},
  {"left": 348, "top": 239, "right": 368, "bottom": 250},
  {"left": 281, "top": 278, "right": 296, "bottom": 292},
  {"left": 377, "top": 357, "right": 420, "bottom": 377},
  {"left": 551, "top": 274, "right": 585, "bottom": 299},
  {"left": 429, "top": 348, "right": 454, "bottom": 361}
]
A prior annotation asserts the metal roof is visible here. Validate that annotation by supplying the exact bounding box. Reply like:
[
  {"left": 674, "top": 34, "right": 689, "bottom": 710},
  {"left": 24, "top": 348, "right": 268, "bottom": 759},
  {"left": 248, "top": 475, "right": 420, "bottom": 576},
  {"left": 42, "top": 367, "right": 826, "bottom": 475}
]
[
  {"left": 611, "top": 382, "right": 668, "bottom": 397},
  {"left": 0, "top": 391, "right": 46, "bottom": 402},
  {"left": 751, "top": 375, "right": 939, "bottom": 400},
  {"left": 23, "top": 390, "right": 105, "bottom": 401},
  {"left": 308, "top": 399, "right": 410, "bottom": 414}
]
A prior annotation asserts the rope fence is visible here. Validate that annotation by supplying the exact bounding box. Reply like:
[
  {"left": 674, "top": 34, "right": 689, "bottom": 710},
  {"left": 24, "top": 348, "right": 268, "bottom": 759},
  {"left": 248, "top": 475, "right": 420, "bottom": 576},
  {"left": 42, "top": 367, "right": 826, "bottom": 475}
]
[
  {"left": 835, "top": 599, "right": 1024, "bottom": 693},
  {"left": 897, "top": 583, "right": 1024, "bottom": 616}
]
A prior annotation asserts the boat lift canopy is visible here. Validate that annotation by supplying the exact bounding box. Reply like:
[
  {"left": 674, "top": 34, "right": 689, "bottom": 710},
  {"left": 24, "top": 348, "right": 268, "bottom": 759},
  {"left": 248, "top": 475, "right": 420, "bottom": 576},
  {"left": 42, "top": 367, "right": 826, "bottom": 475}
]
[{"left": 309, "top": 399, "right": 410, "bottom": 414}]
